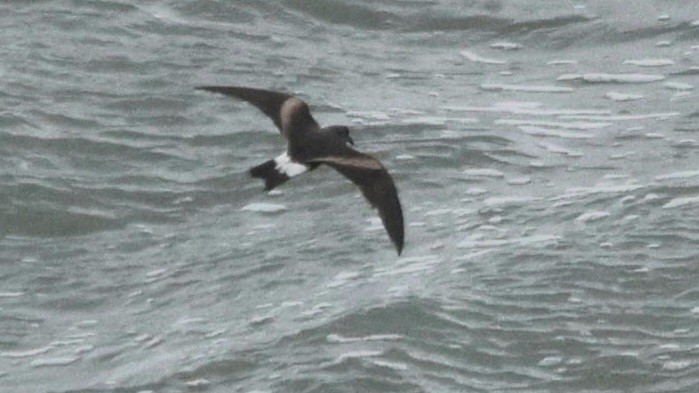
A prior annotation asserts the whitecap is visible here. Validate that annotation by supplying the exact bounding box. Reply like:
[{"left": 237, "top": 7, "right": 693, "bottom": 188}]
[
  {"left": 558, "top": 112, "right": 680, "bottom": 121},
  {"left": 644, "top": 133, "right": 665, "bottom": 139},
  {"left": 335, "top": 350, "right": 383, "bottom": 363},
  {"left": 546, "top": 60, "right": 577, "bottom": 66},
  {"left": 462, "top": 168, "right": 505, "bottom": 178},
  {"left": 370, "top": 359, "right": 409, "bottom": 370},
  {"left": 663, "top": 196, "right": 699, "bottom": 209},
  {"left": 662, "top": 360, "right": 692, "bottom": 371},
  {"left": 30, "top": 356, "right": 80, "bottom": 367},
  {"left": 146, "top": 268, "right": 167, "bottom": 278},
  {"left": 539, "top": 142, "right": 582, "bottom": 156},
  {"left": 483, "top": 196, "right": 535, "bottom": 207},
  {"left": 445, "top": 103, "right": 610, "bottom": 116},
  {"left": 240, "top": 203, "right": 287, "bottom": 213},
  {"left": 539, "top": 356, "right": 563, "bottom": 367},
  {"left": 655, "top": 170, "right": 699, "bottom": 180},
  {"left": 400, "top": 116, "right": 447, "bottom": 126},
  {"left": 605, "top": 92, "right": 644, "bottom": 101},
  {"left": 624, "top": 59, "right": 674, "bottom": 67},
  {"left": 457, "top": 234, "right": 559, "bottom": 249},
  {"left": 465, "top": 187, "right": 489, "bottom": 195},
  {"left": 0, "top": 292, "right": 24, "bottom": 298},
  {"left": 490, "top": 42, "right": 522, "bottom": 51},
  {"left": 1, "top": 345, "right": 54, "bottom": 358},
  {"left": 481, "top": 84, "right": 573, "bottom": 93},
  {"left": 327, "top": 333, "right": 402, "bottom": 343},
  {"left": 558, "top": 73, "right": 666, "bottom": 83},
  {"left": 498, "top": 119, "right": 609, "bottom": 130},
  {"left": 185, "top": 379, "right": 210, "bottom": 387},
  {"left": 327, "top": 271, "right": 360, "bottom": 288},
  {"left": 518, "top": 126, "right": 594, "bottom": 139},
  {"left": 507, "top": 177, "right": 531, "bottom": 185},
  {"left": 663, "top": 82, "right": 693, "bottom": 90},
  {"left": 460, "top": 50, "right": 506, "bottom": 65},
  {"left": 575, "top": 211, "right": 611, "bottom": 223}
]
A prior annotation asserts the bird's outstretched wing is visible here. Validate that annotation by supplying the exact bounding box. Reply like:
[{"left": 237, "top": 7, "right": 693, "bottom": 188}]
[
  {"left": 311, "top": 148, "right": 404, "bottom": 255},
  {"left": 197, "top": 86, "right": 319, "bottom": 138}
]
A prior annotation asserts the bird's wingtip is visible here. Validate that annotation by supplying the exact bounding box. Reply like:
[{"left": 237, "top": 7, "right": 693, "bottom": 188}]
[{"left": 196, "top": 86, "right": 218, "bottom": 92}]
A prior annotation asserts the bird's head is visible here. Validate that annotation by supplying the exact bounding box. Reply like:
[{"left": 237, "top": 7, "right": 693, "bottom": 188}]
[{"left": 329, "top": 126, "right": 354, "bottom": 147}]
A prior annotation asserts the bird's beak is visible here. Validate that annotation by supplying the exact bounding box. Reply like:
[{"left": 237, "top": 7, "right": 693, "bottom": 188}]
[{"left": 347, "top": 136, "right": 355, "bottom": 146}]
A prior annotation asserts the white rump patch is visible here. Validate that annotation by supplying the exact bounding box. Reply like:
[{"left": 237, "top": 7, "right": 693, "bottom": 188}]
[{"left": 274, "top": 152, "right": 308, "bottom": 177}]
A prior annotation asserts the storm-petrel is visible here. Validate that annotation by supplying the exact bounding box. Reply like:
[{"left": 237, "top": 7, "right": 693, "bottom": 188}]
[{"left": 198, "top": 86, "right": 404, "bottom": 255}]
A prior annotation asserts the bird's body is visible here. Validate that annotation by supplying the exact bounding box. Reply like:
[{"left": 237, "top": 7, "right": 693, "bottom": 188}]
[{"left": 198, "top": 86, "right": 404, "bottom": 255}]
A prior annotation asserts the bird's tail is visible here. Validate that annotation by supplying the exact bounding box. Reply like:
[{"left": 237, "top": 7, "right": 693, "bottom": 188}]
[{"left": 249, "top": 152, "right": 312, "bottom": 191}]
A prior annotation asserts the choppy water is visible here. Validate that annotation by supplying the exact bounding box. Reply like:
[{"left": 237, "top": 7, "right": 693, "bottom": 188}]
[{"left": 1, "top": 1, "right": 699, "bottom": 392}]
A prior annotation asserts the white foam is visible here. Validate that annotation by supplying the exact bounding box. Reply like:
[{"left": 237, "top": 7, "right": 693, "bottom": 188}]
[
  {"left": 558, "top": 112, "right": 680, "bottom": 121},
  {"left": 663, "top": 360, "right": 692, "bottom": 371},
  {"left": 0, "top": 291, "right": 24, "bottom": 298},
  {"left": 693, "top": 19, "right": 699, "bottom": 26},
  {"left": 551, "top": 184, "right": 645, "bottom": 201},
  {"left": 241, "top": 203, "right": 287, "bottom": 213},
  {"left": 457, "top": 234, "right": 559, "bottom": 249},
  {"left": 576, "top": 211, "right": 611, "bottom": 223},
  {"left": 274, "top": 152, "right": 308, "bottom": 177},
  {"left": 335, "top": 350, "right": 383, "bottom": 363},
  {"left": 327, "top": 334, "right": 402, "bottom": 343},
  {"left": 663, "top": 82, "right": 693, "bottom": 90},
  {"left": 346, "top": 111, "right": 391, "bottom": 121},
  {"left": 558, "top": 73, "right": 666, "bottom": 83},
  {"left": 663, "top": 196, "right": 699, "bottom": 209},
  {"left": 507, "top": 177, "right": 531, "bottom": 185},
  {"left": 624, "top": 59, "right": 674, "bottom": 67},
  {"left": 1, "top": 345, "right": 54, "bottom": 358},
  {"left": 483, "top": 196, "right": 535, "bottom": 207},
  {"left": 466, "top": 187, "right": 488, "bottom": 195},
  {"left": 518, "top": 126, "right": 593, "bottom": 139},
  {"left": 460, "top": 50, "right": 506, "bottom": 64},
  {"left": 31, "top": 356, "right": 80, "bottom": 367},
  {"left": 370, "top": 359, "right": 409, "bottom": 370},
  {"left": 655, "top": 170, "right": 699, "bottom": 180},
  {"left": 374, "top": 255, "right": 443, "bottom": 276},
  {"left": 400, "top": 116, "right": 447, "bottom": 126},
  {"left": 498, "top": 119, "right": 609, "bottom": 130},
  {"left": 463, "top": 168, "right": 504, "bottom": 178},
  {"left": 185, "top": 379, "right": 210, "bottom": 388},
  {"left": 445, "top": 103, "right": 610, "bottom": 116},
  {"left": 539, "top": 142, "right": 582, "bottom": 157},
  {"left": 645, "top": 133, "right": 665, "bottom": 139},
  {"left": 605, "top": 92, "right": 644, "bottom": 101},
  {"left": 539, "top": 356, "right": 563, "bottom": 367},
  {"left": 327, "top": 271, "right": 361, "bottom": 288},
  {"left": 481, "top": 84, "right": 573, "bottom": 93},
  {"left": 546, "top": 60, "right": 577, "bottom": 66},
  {"left": 490, "top": 42, "right": 522, "bottom": 50}
]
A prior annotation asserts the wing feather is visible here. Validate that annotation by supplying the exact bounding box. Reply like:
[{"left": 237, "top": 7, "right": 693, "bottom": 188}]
[
  {"left": 197, "top": 86, "right": 318, "bottom": 137},
  {"left": 312, "top": 149, "right": 404, "bottom": 254}
]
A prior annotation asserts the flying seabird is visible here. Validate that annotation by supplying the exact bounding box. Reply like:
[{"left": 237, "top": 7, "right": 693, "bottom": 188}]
[{"left": 198, "top": 86, "right": 405, "bottom": 255}]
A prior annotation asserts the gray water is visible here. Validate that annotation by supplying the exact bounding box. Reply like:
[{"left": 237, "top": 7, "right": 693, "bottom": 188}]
[{"left": 1, "top": 1, "right": 699, "bottom": 392}]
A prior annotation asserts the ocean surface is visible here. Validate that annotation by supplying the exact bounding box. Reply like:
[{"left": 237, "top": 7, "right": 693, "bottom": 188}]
[{"left": 1, "top": 1, "right": 698, "bottom": 392}]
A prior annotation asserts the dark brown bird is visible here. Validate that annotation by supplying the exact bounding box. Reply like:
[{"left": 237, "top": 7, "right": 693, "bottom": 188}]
[{"left": 197, "top": 86, "right": 404, "bottom": 255}]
